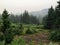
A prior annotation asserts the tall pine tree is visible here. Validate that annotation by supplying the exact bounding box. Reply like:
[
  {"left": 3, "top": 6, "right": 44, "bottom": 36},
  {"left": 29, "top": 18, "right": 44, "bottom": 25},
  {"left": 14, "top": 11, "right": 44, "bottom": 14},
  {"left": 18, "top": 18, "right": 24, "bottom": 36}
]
[
  {"left": 1, "top": 9, "right": 13, "bottom": 45},
  {"left": 44, "top": 6, "right": 54, "bottom": 29},
  {"left": 22, "top": 10, "right": 30, "bottom": 24},
  {"left": 54, "top": 1, "right": 60, "bottom": 29},
  {"left": 1, "top": 9, "right": 10, "bottom": 33},
  {"left": 49, "top": 0, "right": 60, "bottom": 42}
]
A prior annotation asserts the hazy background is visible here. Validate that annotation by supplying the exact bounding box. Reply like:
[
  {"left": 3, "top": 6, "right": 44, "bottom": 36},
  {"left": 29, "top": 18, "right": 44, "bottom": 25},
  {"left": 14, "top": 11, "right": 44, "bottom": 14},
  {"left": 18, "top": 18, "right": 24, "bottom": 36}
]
[{"left": 0, "top": 0, "right": 58, "bottom": 14}]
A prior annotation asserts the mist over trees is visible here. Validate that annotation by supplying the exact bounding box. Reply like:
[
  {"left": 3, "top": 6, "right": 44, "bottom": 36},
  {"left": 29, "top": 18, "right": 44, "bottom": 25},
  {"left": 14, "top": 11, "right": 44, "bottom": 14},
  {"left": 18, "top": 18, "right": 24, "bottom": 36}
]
[
  {"left": 8, "top": 10, "right": 40, "bottom": 24},
  {"left": 0, "top": 10, "right": 40, "bottom": 25}
]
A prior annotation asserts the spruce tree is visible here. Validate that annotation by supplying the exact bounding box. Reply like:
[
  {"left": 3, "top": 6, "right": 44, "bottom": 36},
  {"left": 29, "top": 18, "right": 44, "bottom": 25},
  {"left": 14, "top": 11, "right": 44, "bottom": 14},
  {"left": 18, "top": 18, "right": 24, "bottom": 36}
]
[
  {"left": 54, "top": 1, "right": 60, "bottom": 29},
  {"left": 22, "top": 10, "right": 30, "bottom": 24},
  {"left": 44, "top": 6, "right": 54, "bottom": 29},
  {"left": 1, "top": 9, "right": 13, "bottom": 45},
  {"left": 49, "top": 0, "right": 60, "bottom": 42},
  {"left": 1, "top": 9, "right": 10, "bottom": 33}
]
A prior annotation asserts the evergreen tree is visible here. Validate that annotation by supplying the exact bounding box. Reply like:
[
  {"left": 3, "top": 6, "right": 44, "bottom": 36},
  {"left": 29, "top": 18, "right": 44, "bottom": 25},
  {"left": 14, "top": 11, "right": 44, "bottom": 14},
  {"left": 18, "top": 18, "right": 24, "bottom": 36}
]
[
  {"left": 54, "top": 1, "right": 60, "bottom": 29},
  {"left": 20, "top": 14, "right": 23, "bottom": 23},
  {"left": 1, "top": 9, "right": 10, "bottom": 33},
  {"left": 9, "top": 14, "right": 15, "bottom": 23},
  {"left": 1, "top": 9, "right": 13, "bottom": 45},
  {"left": 22, "top": 10, "right": 30, "bottom": 24},
  {"left": 8, "top": 10, "right": 39, "bottom": 24},
  {"left": 19, "top": 24, "right": 23, "bottom": 35},
  {"left": 44, "top": 6, "right": 54, "bottom": 29},
  {"left": 30, "top": 15, "right": 39, "bottom": 24},
  {"left": 49, "top": 0, "right": 60, "bottom": 42}
]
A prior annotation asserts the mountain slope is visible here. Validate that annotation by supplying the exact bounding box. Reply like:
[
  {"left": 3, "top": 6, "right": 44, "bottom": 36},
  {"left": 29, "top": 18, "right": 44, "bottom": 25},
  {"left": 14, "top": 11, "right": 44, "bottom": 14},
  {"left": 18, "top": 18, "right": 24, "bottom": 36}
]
[{"left": 29, "top": 9, "right": 48, "bottom": 23}]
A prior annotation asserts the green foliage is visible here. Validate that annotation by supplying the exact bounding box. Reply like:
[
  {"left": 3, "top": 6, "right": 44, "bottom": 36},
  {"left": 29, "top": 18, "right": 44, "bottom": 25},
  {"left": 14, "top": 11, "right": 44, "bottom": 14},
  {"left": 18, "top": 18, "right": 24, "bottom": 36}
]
[
  {"left": 0, "top": 9, "right": 14, "bottom": 45},
  {"left": 44, "top": 6, "right": 54, "bottom": 29},
  {"left": 11, "top": 37, "right": 26, "bottom": 45},
  {"left": 53, "top": 1, "right": 60, "bottom": 29},
  {"left": 29, "top": 41, "right": 34, "bottom": 45},
  {"left": 0, "top": 1, "right": 60, "bottom": 45},
  {"left": 4, "top": 29, "right": 13, "bottom": 44},
  {"left": 0, "top": 33, "right": 4, "bottom": 41},
  {"left": 19, "top": 24, "right": 23, "bottom": 29},
  {"left": 22, "top": 10, "right": 30, "bottom": 24},
  {"left": 26, "top": 27, "right": 34, "bottom": 34},
  {"left": 0, "top": 41, "right": 4, "bottom": 45},
  {"left": 9, "top": 10, "right": 39, "bottom": 24},
  {"left": 26, "top": 26, "right": 38, "bottom": 34},
  {"left": 49, "top": 1, "right": 60, "bottom": 42},
  {"left": 1, "top": 9, "right": 11, "bottom": 33},
  {"left": 49, "top": 42, "right": 58, "bottom": 45},
  {"left": 38, "top": 42, "right": 44, "bottom": 45},
  {"left": 11, "top": 26, "right": 20, "bottom": 36},
  {"left": 44, "top": 1, "right": 60, "bottom": 29},
  {"left": 19, "top": 24, "right": 23, "bottom": 35},
  {"left": 49, "top": 30, "right": 60, "bottom": 42}
]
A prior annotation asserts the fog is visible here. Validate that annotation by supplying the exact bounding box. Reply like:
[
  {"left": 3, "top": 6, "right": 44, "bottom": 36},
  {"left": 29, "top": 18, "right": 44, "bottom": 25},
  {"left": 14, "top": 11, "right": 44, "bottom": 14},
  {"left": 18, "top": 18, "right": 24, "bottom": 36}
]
[{"left": 0, "top": 0, "right": 58, "bottom": 14}]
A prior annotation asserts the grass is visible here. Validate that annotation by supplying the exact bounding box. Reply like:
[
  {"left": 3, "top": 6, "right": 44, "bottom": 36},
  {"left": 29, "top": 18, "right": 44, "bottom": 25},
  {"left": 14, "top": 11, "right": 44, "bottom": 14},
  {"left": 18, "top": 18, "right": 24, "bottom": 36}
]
[
  {"left": 0, "top": 41, "right": 4, "bottom": 45},
  {"left": 0, "top": 37, "right": 59, "bottom": 45},
  {"left": 0, "top": 24, "right": 59, "bottom": 45}
]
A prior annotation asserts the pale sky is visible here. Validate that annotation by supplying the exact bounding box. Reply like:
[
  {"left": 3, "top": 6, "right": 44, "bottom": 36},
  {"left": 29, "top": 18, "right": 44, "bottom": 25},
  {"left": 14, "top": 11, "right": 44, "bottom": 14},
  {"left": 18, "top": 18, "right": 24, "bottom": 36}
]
[{"left": 0, "top": 0, "right": 58, "bottom": 14}]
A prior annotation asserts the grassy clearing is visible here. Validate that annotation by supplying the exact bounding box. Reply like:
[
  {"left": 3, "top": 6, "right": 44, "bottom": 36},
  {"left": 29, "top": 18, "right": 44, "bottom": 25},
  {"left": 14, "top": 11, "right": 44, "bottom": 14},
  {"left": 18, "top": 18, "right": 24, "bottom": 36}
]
[{"left": 0, "top": 24, "right": 59, "bottom": 45}]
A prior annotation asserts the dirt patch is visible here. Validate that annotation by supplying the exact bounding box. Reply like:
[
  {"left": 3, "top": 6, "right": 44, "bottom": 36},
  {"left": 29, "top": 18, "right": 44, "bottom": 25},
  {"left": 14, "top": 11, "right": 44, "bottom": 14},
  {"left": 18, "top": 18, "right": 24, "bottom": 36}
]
[{"left": 22, "top": 32, "right": 50, "bottom": 44}]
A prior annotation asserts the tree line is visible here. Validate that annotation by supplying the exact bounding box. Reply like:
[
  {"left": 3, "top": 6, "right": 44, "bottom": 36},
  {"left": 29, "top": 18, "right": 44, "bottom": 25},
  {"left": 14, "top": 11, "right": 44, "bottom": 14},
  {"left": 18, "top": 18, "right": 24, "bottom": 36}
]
[
  {"left": 0, "top": 10, "right": 40, "bottom": 25},
  {"left": 44, "top": 1, "right": 60, "bottom": 29},
  {"left": 44, "top": 0, "right": 60, "bottom": 42},
  {"left": 9, "top": 10, "right": 40, "bottom": 24}
]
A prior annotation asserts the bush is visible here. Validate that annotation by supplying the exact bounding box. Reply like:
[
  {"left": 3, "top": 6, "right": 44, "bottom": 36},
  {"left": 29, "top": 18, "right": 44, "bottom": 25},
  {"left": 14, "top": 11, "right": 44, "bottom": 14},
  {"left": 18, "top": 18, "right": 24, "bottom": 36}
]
[
  {"left": 49, "top": 30, "right": 60, "bottom": 42},
  {"left": 11, "top": 37, "right": 26, "bottom": 45},
  {"left": 4, "top": 28, "right": 14, "bottom": 44},
  {"left": 26, "top": 28, "right": 34, "bottom": 34},
  {"left": 0, "top": 33, "right": 4, "bottom": 41}
]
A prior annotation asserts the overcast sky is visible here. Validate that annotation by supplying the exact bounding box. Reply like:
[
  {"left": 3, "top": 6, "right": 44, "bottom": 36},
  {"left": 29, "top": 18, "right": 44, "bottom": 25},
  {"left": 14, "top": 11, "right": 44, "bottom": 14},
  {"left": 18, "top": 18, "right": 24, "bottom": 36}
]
[{"left": 0, "top": 0, "right": 58, "bottom": 14}]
